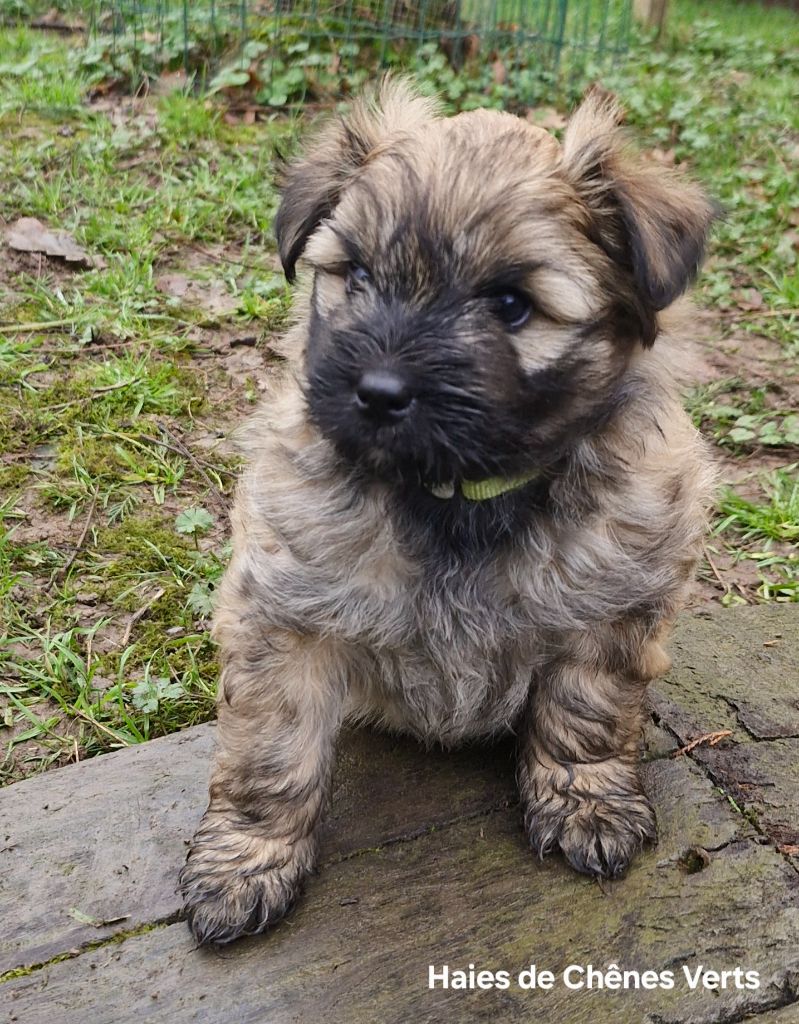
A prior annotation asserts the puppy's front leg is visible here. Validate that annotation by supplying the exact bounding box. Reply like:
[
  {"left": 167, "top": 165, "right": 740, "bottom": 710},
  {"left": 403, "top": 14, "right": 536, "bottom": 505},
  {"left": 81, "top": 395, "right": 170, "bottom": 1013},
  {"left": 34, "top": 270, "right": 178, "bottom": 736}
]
[
  {"left": 180, "top": 615, "right": 345, "bottom": 944},
  {"left": 518, "top": 628, "right": 669, "bottom": 878}
]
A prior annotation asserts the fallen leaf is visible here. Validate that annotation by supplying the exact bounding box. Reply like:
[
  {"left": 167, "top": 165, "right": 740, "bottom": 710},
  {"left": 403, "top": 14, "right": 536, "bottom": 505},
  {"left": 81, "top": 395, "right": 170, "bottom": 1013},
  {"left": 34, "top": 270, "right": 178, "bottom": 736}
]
[
  {"left": 150, "top": 70, "right": 189, "bottom": 96},
  {"left": 6, "top": 217, "right": 104, "bottom": 269},
  {"left": 155, "top": 273, "right": 238, "bottom": 318},
  {"left": 463, "top": 34, "right": 480, "bottom": 60},
  {"left": 650, "top": 147, "right": 677, "bottom": 166},
  {"left": 734, "top": 288, "right": 765, "bottom": 311},
  {"left": 223, "top": 346, "right": 268, "bottom": 388},
  {"left": 527, "top": 106, "right": 566, "bottom": 131},
  {"left": 68, "top": 907, "right": 131, "bottom": 927},
  {"left": 31, "top": 7, "right": 85, "bottom": 31},
  {"left": 492, "top": 60, "right": 506, "bottom": 85},
  {"left": 727, "top": 70, "right": 751, "bottom": 87},
  {"left": 68, "top": 908, "right": 96, "bottom": 925},
  {"left": 775, "top": 229, "right": 799, "bottom": 261}
]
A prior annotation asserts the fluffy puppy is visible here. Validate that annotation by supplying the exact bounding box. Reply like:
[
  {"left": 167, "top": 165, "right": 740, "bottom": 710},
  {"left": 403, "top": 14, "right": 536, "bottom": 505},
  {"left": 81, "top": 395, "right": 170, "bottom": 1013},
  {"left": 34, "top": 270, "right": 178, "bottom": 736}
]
[{"left": 180, "top": 80, "right": 716, "bottom": 944}]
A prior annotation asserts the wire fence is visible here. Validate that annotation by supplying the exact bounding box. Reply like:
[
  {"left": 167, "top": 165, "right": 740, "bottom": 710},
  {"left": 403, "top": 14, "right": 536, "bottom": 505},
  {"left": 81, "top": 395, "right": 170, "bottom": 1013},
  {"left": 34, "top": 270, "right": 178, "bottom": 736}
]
[{"left": 82, "top": 0, "right": 633, "bottom": 102}]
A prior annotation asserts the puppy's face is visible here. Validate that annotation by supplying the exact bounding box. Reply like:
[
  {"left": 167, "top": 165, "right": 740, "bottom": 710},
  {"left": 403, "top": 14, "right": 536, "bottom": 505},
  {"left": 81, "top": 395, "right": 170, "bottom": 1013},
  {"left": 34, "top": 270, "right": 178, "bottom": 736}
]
[{"left": 276, "top": 83, "right": 715, "bottom": 486}]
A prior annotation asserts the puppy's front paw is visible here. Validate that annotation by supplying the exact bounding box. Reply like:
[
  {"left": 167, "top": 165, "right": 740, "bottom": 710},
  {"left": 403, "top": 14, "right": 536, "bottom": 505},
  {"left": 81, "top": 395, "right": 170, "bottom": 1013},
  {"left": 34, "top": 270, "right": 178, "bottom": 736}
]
[
  {"left": 523, "top": 759, "right": 656, "bottom": 879},
  {"left": 179, "top": 811, "right": 315, "bottom": 944}
]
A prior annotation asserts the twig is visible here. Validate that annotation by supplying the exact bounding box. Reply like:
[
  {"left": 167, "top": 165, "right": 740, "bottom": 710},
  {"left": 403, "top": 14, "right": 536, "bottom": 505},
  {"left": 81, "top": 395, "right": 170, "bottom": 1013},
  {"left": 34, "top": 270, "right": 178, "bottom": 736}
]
[
  {"left": 672, "top": 730, "right": 733, "bottom": 757},
  {"left": 91, "top": 379, "right": 141, "bottom": 395},
  {"left": 185, "top": 241, "right": 269, "bottom": 274},
  {"left": 0, "top": 319, "right": 75, "bottom": 333},
  {"left": 137, "top": 432, "right": 232, "bottom": 476},
  {"left": 718, "top": 308, "right": 799, "bottom": 319},
  {"left": 44, "top": 378, "right": 141, "bottom": 412},
  {"left": 31, "top": 17, "right": 86, "bottom": 33},
  {"left": 46, "top": 489, "right": 99, "bottom": 591},
  {"left": 702, "top": 541, "right": 729, "bottom": 595},
  {"left": 70, "top": 707, "right": 131, "bottom": 746},
  {"left": 121, "top": 587, "right": 166, "bottom": 648},
  {"left": 153, "top": 423, "right": 230, "bottom": 514}
]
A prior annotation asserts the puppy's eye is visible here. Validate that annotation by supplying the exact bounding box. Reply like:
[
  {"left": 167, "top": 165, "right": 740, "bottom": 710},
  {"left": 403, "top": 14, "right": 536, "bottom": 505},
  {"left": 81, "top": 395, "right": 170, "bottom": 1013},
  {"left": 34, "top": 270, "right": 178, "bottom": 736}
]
[
  {"left": 345, "top": 264, "right": 371, "bottom": 294},
  {"left": 489, "top": 290, "right": 533, "bottom": 330}
]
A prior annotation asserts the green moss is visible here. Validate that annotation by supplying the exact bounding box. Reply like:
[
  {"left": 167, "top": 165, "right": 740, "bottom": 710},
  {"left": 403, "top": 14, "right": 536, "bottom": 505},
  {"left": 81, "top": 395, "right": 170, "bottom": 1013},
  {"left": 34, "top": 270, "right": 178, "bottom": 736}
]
[
  {"left": 0, "top": 463, "right": 31, "bottom": 489},
  {"left": 0, "top": 915, "right": 179, "bottom": 985},
  {"left": 0, "top": 950, "right": 75, "bottom": 984},
  {"left": 98, "top": 514, "right": 193, "bottom": 560}
]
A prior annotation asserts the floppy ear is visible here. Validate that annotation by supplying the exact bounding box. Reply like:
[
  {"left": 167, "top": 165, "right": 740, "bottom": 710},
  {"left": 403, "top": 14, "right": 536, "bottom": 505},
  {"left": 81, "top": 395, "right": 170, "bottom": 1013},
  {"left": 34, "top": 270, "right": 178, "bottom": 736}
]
[
  {"left": 562, "top": 87, "right": 718, "bottom": 337},
  {"left": 274, "top": 78, "right": 439, "bottom": 282}
]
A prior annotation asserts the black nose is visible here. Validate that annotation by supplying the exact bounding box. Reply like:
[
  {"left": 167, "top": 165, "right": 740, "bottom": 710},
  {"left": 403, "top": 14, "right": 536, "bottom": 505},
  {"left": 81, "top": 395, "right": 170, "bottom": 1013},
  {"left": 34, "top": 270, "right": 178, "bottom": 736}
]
[{"left": 355, "top": 370, "right": 413, "bottom": 422}]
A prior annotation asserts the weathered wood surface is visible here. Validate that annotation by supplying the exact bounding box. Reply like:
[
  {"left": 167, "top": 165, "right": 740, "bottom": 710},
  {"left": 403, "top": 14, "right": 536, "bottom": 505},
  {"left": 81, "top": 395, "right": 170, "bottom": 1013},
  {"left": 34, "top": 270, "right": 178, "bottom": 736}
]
[
  {"left": 3, "top": 606, "right": 799, "bottom": 1023},
  {"left": 0, "top": 727, "right": 215, "bottom": 974},
  {"left": 0, "top": 725, "right": 516, "bottom": 974},
  {"left": 652, "top": 605, "right": 799, "bottom": 857}
]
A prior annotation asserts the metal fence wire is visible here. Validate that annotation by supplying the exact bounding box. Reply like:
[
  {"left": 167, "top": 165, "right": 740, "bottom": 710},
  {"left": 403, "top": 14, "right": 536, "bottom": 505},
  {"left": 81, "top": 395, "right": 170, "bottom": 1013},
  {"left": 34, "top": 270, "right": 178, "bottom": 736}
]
[{"left": 86, "top": 1, "right": 633, "bottom": 101}]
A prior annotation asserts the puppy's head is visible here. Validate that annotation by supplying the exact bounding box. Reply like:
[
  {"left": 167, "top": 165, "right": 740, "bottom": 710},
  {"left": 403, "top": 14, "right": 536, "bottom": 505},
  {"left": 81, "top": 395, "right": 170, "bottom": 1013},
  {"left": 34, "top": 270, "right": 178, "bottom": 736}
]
[{"left": 275, "top": 80, "right": 716, "bottom": 486}]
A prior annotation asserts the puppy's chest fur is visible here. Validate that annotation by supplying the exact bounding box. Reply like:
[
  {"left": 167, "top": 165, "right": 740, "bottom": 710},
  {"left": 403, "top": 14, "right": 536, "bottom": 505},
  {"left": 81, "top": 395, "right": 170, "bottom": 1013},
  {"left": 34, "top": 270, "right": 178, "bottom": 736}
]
[
  {"left": 323, "top": 556, "right": 546, "bottom": 742},
  {"left": 230, "top": 375, "right": 707, "bottom": 746},
  {"left": 344, "top": 552, "right": 545, "bottom": 743}
]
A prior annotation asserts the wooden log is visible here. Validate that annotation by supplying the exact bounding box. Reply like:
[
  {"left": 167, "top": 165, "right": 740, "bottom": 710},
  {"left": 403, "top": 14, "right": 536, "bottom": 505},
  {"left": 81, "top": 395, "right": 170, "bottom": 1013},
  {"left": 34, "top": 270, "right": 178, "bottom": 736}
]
[
  {"left": 0, "top": 724, "right": 516, "bottom": 974},
  {"left": 3, "top": 606, "right": 799, "bottom": 1023},
  {"left": 4, "top": 759, "right": 797, "bottom": 1023}
]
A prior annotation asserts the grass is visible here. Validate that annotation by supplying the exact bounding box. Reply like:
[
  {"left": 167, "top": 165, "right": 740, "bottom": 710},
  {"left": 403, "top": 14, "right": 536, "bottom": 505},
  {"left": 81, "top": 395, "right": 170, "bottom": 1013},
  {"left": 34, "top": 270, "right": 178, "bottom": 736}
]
[
  {"left": 0, "top": 0, "right": 797, "bottom": 779},
  {"left": 607, "top": 4, "right": 799, "bottom": 351},
  {"left": 714, "top": 465, "right": 799, "bottom": 603},
  {"left": 0, "top": 23, "right": 294, "bottom": 778},
  {"left": 686, "top": 379, "right": 799, "bottom": 451}
]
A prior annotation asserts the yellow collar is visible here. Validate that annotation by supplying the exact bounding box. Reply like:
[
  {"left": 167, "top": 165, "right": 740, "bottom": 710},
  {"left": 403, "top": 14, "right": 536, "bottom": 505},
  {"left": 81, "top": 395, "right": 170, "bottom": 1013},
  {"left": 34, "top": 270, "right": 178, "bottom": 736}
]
[{"left": 427, "top": 471, "right": 539, "bottom": 502}]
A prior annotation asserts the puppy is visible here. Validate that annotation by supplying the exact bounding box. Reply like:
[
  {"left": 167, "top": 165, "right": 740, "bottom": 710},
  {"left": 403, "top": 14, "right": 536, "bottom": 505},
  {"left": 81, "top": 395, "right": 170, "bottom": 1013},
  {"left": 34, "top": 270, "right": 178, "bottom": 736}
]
[{"left": 180, "top": 80, "right": 716, "bottom": 944}]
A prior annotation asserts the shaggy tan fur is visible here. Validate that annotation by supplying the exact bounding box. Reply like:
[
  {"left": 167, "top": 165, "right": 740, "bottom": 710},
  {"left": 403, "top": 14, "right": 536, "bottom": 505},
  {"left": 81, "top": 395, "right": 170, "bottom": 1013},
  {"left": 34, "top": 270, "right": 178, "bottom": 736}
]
[{"left": 180, "top": 80, "right": 716, "bottom": 944}]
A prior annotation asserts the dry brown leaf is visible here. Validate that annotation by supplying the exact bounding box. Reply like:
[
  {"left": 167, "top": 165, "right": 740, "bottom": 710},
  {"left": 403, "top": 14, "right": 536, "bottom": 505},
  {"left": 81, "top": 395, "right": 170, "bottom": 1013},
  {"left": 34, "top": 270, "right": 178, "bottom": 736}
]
[
  {"left": 492, "top": 60, "right": 506, "bottom": 85},
  {"left": 31, "top": 7, "right": 85, "bottom": 31},
  {"left": 779, "top": 229, "right": 799, "bottom": 251},
  {"left": 6, "top": 217, "right": 104, "bottom": 269},
  {"left": 734, "top": 287, "right": 765, "bottom": 311},
  {"left": 727, "top": 70, "right": 752, "bottom": 87},
  {"left": 223, "top": 346, "right": 268, "bottom": 388},
  {"left": 527, "top": 107, "right": 567, "bottom": 131},
  {"left": 463, "top": 34, "right": 480, "bottom": 60},
  {"left": 155, "top": 273, "right": 238, "bottom": 318},
  {"left": 650, "top": 147, "right": 677, "bottom": 166},
  {"left": 150, "top": 70, "right": 189, "bottom": 96}
]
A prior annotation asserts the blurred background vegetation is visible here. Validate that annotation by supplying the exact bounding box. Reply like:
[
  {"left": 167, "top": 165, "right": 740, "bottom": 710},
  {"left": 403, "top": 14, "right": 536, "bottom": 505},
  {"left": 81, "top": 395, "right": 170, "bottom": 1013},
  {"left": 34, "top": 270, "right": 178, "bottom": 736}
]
[{"left": 12, "top": 0, "right": 635, "bottom": 100}]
